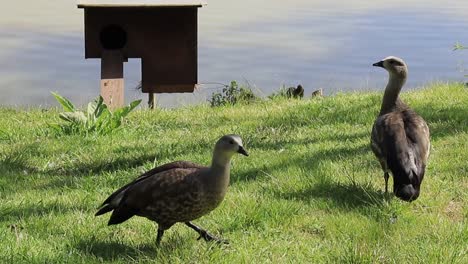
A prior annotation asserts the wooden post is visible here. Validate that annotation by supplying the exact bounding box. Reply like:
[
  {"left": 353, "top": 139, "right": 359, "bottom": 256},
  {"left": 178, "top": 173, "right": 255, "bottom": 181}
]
[
  {"left": 148, "top": 93, "right": 155, "bottom": 109},
  {"left": 101, "top": 50, "right": 124, "bottom": 109}
]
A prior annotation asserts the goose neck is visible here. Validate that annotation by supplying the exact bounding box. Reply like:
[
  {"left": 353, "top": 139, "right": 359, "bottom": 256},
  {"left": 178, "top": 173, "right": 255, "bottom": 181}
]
[
  {"left": 207, "top": 151, "right": 232, "bottom": 191},
  {"left": 380, "top": 74, "right": 406, "bottom": 114},
  {"left": 210, "top": 150, "right": 232, "bottom": 177}
]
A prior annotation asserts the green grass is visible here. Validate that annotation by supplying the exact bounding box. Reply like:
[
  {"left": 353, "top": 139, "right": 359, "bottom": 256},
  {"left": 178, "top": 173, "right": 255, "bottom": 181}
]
[{"left": 0, "top": 83, "right": 467, "bottom": 263}]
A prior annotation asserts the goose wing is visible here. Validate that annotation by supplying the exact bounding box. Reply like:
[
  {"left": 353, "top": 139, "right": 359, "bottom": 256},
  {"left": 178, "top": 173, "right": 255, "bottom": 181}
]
[
  {"left": 402, "top": 110, "right": 430, "bottom": 167},
  {"left": 96, "top": 161, "right": 204, "bottom": 216},
  {"left": 106, "top": 167, "right": 206, "bottom": 226},
  {"left": 372, "top": 110, "right": 429, "bottom": 186}
]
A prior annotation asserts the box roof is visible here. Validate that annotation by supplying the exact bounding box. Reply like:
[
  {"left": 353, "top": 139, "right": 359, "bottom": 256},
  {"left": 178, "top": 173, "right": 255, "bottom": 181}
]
[{"left": 78, "top": 0, "right": 207, "bottom": 8}]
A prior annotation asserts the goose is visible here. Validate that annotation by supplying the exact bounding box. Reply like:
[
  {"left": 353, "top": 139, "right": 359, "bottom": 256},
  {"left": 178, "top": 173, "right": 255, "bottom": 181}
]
[
  {"left": 311, "top": 88, "right": 323, "bottom": 98},
  {"left": 371, "top": 56, "right": 430, "bottom": 202},
  {"left": 287, "top": 85, "right": 304, "bottom": 98},
  {"left": 95, "top": 134, "right": 249, "bottom": 244}
]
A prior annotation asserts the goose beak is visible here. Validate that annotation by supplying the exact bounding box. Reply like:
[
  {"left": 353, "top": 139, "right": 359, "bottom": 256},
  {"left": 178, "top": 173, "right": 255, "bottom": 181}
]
[
  {"left": 237, "top": 146, "right": 249, "bottom": 156},
  {"left": 373, "top": 61, "right": 384, "bottom": 68}
]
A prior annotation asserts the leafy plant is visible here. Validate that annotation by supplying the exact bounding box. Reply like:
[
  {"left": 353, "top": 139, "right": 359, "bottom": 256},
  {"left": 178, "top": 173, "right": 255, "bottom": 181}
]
[
  {"left": 209, "top": 81, "right": 259, "bottom": 107},
  {"left": 50, "top": 92, "right": 141, "bottom": 135},
  {"left": 0, "top": 129, "right": 10, "bottom": 141}
]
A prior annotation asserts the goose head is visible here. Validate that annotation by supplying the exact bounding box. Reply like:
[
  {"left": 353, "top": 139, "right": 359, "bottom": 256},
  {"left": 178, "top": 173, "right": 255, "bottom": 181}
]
[
  {"left": 373, "top": 56, "right": 408, "bottom": 79},
  {"left": 394, "top": 171, "right": 422, "bottom": 202},
  {"left": 394, "top": 184, "right": 420, "bottom": 202},
  {"left": 296, "top": 85, "right": 304, "bottom": 93},
  {"left": 214, "top": 134, "right": 249, "bottom": 158}
]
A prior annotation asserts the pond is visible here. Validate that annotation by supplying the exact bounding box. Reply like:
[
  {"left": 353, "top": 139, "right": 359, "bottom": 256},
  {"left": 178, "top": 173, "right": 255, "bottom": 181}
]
[{"left": 0, "top": 0, "right": 467, "bottom": 107}]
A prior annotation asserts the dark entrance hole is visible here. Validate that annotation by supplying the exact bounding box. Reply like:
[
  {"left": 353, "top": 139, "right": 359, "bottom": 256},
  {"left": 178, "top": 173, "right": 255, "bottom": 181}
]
[{"left": 100, "top": 25, "right": 127, "bottom": 50}]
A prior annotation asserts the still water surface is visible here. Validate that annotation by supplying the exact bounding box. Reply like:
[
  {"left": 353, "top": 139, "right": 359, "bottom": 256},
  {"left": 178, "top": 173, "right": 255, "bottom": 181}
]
[{"left": 0, "top": 0, "right": 467, "bottom": 107}]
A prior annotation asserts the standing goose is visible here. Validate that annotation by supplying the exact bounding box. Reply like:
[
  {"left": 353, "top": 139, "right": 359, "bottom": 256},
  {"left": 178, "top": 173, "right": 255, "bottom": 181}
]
[
  {"left": 95, "top": 135, "right": 249, "bottom": 244},
  {"left": 371, "top": 56, "right": 430, "bottom": 201},
  {"left": 286, "top": 84, "right": 305, "bottom": 99}
]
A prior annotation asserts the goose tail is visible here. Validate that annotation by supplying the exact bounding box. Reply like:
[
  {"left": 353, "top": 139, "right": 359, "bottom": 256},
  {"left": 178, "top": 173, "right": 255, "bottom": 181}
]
[{"left": 95, "top": 204, "right": 114, "bottom": 216}]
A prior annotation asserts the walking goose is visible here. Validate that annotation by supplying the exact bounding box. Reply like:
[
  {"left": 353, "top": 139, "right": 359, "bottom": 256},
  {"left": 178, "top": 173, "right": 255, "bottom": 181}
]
[
  {"left": 95, "top": 135, "right": 249, "bottom": 244},
  {"left": 371, "top": 56, "right": 430, "bottom": 201}
]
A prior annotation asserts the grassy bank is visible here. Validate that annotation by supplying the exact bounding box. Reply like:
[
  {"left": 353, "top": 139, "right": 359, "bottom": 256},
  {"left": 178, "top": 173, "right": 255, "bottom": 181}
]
[{"left": 0, "top": 83, "right": 467, "bottom": 263}]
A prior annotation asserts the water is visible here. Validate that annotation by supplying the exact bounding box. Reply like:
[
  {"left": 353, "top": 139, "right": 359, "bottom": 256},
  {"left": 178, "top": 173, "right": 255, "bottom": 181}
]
[{"left": 1, "top": 0, "right": 467, "bottom": 108}]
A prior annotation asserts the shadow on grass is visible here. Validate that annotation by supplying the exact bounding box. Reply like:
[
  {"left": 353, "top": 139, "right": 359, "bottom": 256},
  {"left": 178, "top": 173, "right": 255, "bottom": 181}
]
[
  {"left": 416, "top": 104, "right": 468, "bottom": 140},
  {"left": 1, "top": 143, "right": 178, "bottom": 178},
  {"left": 0, "top": 202, "right": 89, "bottom": 222},
  {"left": 248, "top": 130, "right": 369, "bottom": 153},
  {"left": 274, "top": 180, "right": 386, "bottom": 210},
  {"left": 75, "top": 240, "right": 158, "bottom": 261},
  {"left": 0, "top": 154, "right": 153, "bottom": 179},
  {"left": 231, "top": 143, "right": 370, "bottom": 184},
  {"left": 75, "top": 231, "right": 202, "bottom": 261},
  {"left": 0, "top": 138, "right": 202, "bottom": 177}
]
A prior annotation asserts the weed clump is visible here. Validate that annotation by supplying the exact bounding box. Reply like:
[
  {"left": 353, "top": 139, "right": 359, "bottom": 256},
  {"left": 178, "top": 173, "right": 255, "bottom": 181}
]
[{"left": 209, "top": 81, "right": 259, "bottom": 107}]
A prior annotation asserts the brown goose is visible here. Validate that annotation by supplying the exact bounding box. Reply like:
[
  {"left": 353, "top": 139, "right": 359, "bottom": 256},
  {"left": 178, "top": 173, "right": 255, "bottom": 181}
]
[
  {"left": 95, "top": 135, "right": 249, "bottom": 244},
  {"left": 371, "top": 56, "right": 430, "bottom": 201}
]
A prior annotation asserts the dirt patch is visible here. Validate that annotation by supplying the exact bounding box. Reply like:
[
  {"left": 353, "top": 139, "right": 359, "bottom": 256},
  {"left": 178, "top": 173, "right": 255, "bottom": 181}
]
[{"left": 444, "top": 200, "right": 464, "bottom": 222}]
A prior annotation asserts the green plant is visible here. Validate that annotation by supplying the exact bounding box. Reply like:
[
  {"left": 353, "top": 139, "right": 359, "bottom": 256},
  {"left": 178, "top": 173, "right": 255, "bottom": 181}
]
[
  {"left": 453, "top": 42, "right": 467, "bottom": 51},
  {"left": 50, "top": 92, "right": 141, "bottom": 135},
  {"left": 0, "top": 129, "right": 10, "bottom": 141},
  {"left": 453, "top": 43, "right": 468, "bottom": 79},
  {"left": 209, "top": 80, "right": 259, "bottom": 107},
  {"left": 268, "top": 85, "right": 290, "bottom": 99}
]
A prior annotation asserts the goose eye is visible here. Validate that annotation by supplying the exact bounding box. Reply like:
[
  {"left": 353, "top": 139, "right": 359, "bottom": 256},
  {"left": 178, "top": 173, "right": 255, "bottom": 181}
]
[{"left": 229, "top": 140, "right": 234, "bottom": 144}]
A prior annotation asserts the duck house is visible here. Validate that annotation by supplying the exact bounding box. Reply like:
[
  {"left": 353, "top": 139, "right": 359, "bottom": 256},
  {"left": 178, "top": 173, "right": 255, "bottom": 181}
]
[{"left": 77, "top": 0, "right": 207, "bottom": 108}]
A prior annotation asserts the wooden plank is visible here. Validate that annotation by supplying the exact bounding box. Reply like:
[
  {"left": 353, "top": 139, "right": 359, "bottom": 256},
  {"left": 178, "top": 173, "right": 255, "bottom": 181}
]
[
  {"left": 78, "top": 0, "right": 207, "bottom": 8},
  {"left": 138, "top": 8, "right": 198, "bottom": 93},
  {"left": 101, "top": 50, "right": 125, "bottom": 109},
  {"left": 142, "top": 84, "right": 196, "bottom": 93}
]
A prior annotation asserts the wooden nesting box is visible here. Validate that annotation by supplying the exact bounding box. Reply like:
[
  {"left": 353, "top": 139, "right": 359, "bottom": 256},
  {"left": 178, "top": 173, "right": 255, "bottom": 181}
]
[{"left": 77, "top": 0, "right": 207, "bottom": 108}]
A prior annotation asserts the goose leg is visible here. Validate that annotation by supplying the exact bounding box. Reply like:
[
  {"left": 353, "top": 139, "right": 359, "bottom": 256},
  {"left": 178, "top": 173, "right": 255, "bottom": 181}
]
[
  {"left": 156, "top": 229, "right": 164, "bottom": 245},
  {"left": 185, "top": 222, "right": 228, "bottom": 244},
  {"left": 384, "top": 172, "right": 389, "bottom": 194}
]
